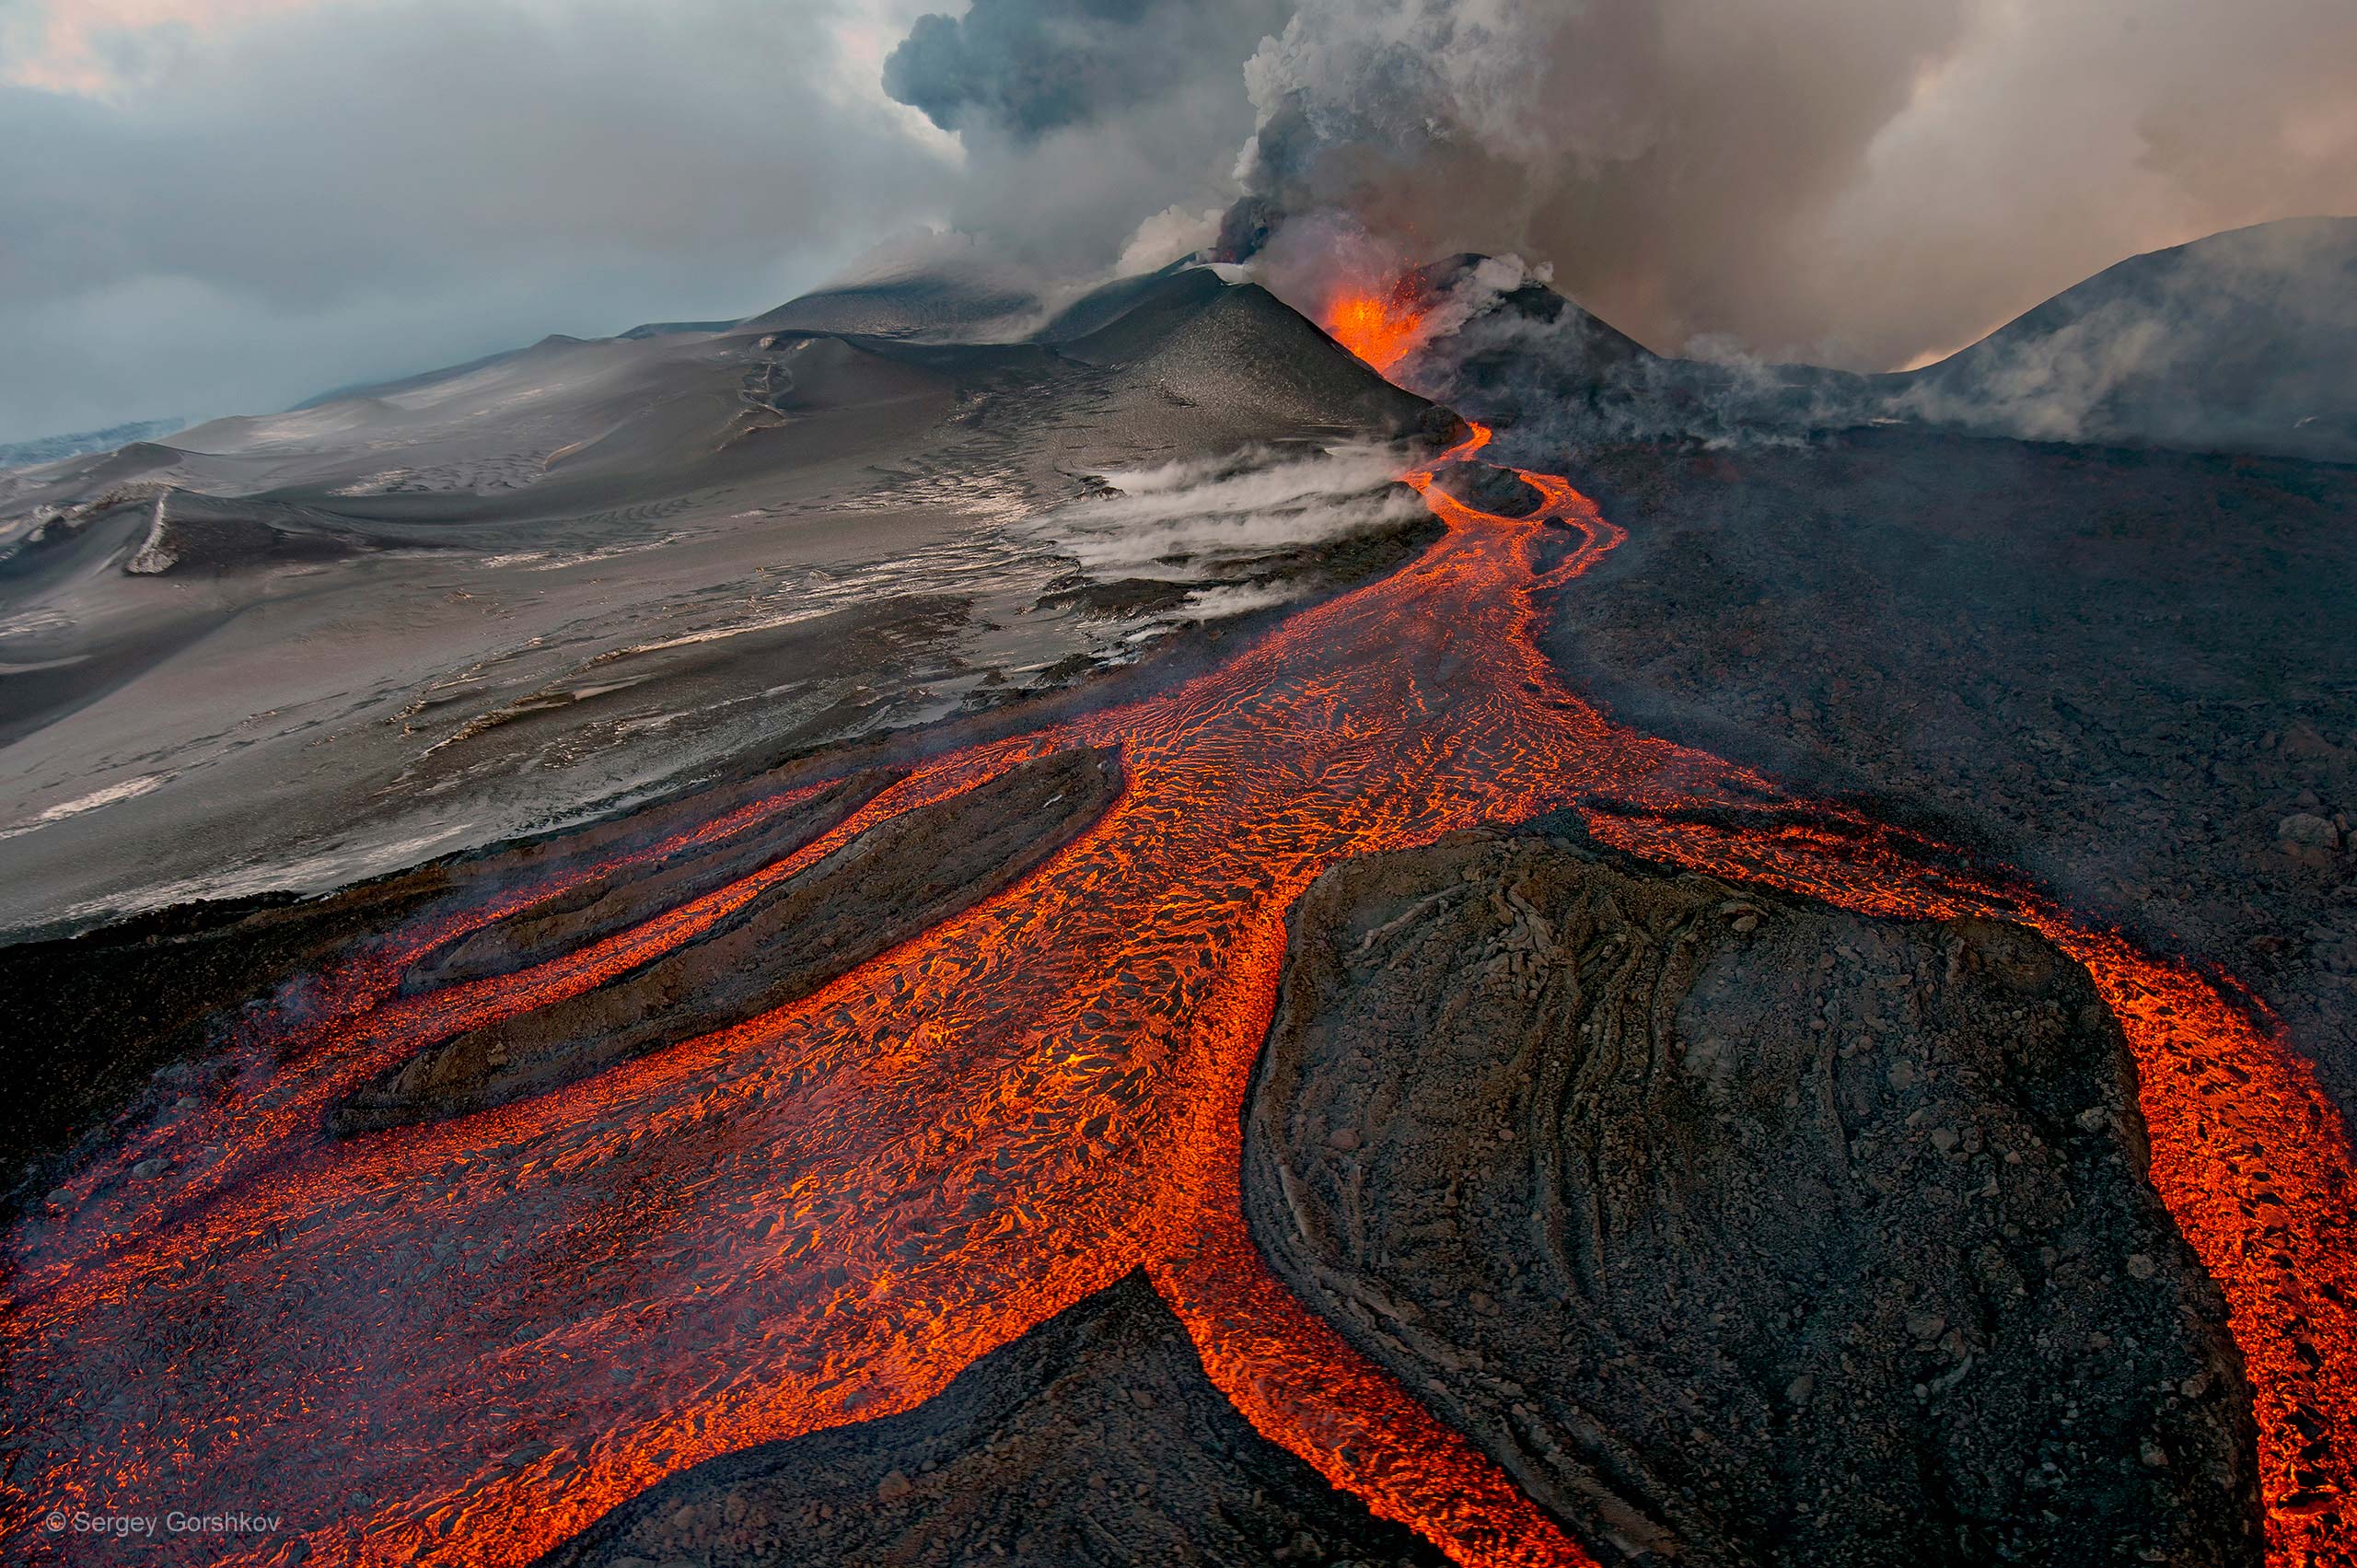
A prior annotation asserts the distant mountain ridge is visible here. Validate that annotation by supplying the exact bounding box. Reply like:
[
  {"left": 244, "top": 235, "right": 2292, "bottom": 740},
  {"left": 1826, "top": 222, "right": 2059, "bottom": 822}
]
[
  {"left": 1414, "top": 217, "right": 2357, "bottom": 463},
  {"left": 0, "top": 419, "right": 183, "bottom": 471},
  {"left": 1887, "top": 216, "right": 2357, "bottom": 462}
]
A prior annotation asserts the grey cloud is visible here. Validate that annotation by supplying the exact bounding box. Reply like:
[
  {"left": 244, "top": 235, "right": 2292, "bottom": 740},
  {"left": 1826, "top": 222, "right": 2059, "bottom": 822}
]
[
  {"left": 873, "top": 0, "right": 1286, "bottom": 277},
  {"left": 0, "top": 0, "right": 958, "bottom": 442},
  {"left": 883, "top": 0, "right": 1283, "bottom": 138},
  {"left": 1233, "top": 0, "right": 1978, "bottom": 355},
  {"left": 932, "top": 87, "right": 1257, "bottom": 273},
  {"left": 884, "top": 0, "right": 1154, "bottom": 137}
]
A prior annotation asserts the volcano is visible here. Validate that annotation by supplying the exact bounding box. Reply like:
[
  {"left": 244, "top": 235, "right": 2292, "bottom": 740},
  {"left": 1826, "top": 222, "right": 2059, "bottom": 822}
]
[
  {"left": 2, "top": 236, "right": 2353, "bottom": 1568},
  {"left": 0, "top": 263, "right": 1442, "bottom": 935}
]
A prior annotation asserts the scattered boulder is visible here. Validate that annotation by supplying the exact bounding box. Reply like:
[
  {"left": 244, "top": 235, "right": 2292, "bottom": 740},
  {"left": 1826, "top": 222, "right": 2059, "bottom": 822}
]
[{"left": 2278, "top": 812, "right": 2340, "bottom": 850}]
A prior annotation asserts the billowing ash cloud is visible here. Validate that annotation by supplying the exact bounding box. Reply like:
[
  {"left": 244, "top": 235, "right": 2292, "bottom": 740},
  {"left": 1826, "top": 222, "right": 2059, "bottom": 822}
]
[
  {"left": 877, "top": 0, "right": 2357, "bottom": 377},
  {"left": 881, "top": 0, "right": 1288, "bottom": 273},
  {"left": 885, "top": 0, "right": 1276, "bottom": 138},
  {"left": 1227, "top": 0, "right": 2357, "bottom": 370},
  {"left": 865, "top": 0, "right": 2355, "bottom": 375},
  {"left": 1232, "top": 0, "right": 1965, "bottom": 354},
  {"left": 9, "top": 0, "right": 2353, "bottom": 444}
]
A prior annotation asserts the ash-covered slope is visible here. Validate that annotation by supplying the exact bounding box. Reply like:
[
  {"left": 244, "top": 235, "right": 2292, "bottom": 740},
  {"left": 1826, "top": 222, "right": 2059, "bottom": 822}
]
[
  {"left": 1060, "top": 263, "right": 1445, "bottom": 441},
  {"left": 0, "top": 264, "right": 1449, "bottom": 935},
  {"left": 1245, "top": 821, "right": 2260, "bottom": 1568},
  {"left": 536, "top": 1272, "right": 1446, "bottom": 1568},
  {"left": 1889, "top": 217, "right": 2357, "bottom": 463},
  {"left": 749, "top": 272, "right": 1040, "bottom": 341}
]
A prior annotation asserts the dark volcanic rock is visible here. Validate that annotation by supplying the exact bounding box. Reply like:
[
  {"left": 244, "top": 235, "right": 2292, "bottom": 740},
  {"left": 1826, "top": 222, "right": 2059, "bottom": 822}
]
[
  {"left": 1243, "top": 823, "right": 2260, "bottom": 1568},
  {"left": 0, "top": 745, "right": 915, "bottom": 1202},
  {"left": 1036, "top": 576, "right": 1199, "bottom": 620},
  {"left": 402, "top": 768, "right": 901, "bottom": 993},
  {"left": 535, "top": 1271, "right": 1447, "bottom": 1568},
  {"left": 1551, "top": 430, "right": 2357, "bottom": 1126},
  {"left": 333, "top": 747, "right": 1120, "bottom": 1132},
  {"left": 1429, "top": 460, "right": 1544, "bottom": 518}
]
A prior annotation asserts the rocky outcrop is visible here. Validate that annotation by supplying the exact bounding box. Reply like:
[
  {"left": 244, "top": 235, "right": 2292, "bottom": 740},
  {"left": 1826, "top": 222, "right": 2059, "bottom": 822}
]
[
  {"left": 334, "top": 747, "right": 1120, "bottom": 1133},
  {"left": 124, "top": 491, "right": 375, "bottom": 575},
  {"left": 535, "top": 1272, "right": 1447, "bottom": 1568},
  {"left": 1244, "top": 821, "right": 2261, "bottom": 1567}
]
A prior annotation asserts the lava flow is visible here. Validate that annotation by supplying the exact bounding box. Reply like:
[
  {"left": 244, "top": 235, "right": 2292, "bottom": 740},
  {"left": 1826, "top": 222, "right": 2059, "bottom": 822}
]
[{"left": 5, "top": 425, "right": 2352, "bottom": 1568}]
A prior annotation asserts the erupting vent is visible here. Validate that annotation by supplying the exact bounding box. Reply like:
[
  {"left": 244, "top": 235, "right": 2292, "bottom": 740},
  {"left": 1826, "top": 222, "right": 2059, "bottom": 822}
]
[{"left": 1325, "top": 281, "right": 1430, "bottom": 374}]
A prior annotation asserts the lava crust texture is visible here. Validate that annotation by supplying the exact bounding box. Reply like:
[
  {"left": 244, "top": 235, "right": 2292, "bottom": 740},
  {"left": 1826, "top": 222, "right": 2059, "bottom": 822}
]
[
  {"left": 335, "top": 748, "right": 1118, "bottom": 1132},
  {"left": 1243, "top": 821, "right": 2261, "bottom": 1567},
  {"left": 401, "top": 768, "right": 904, "bottom": 994},
  {"left": 536, "top": 1270, "right": 1447, "bottom": 1568}
]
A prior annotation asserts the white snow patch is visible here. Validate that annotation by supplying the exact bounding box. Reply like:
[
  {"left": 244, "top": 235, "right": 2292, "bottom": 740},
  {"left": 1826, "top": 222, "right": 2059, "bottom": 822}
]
[{"left": 0, "top": 773, "right": 175, "bottom": 840}]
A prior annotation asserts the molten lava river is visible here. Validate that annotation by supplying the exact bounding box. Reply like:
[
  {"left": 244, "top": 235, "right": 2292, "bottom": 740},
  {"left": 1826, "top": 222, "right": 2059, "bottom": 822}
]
[{"left": 5, "top": 428, "right": 2352, "bottom": 1568}]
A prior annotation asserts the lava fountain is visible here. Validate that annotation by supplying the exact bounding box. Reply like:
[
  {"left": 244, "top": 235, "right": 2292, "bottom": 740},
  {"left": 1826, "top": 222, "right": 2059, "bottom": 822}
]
[
  {"left": 4, "top": 425, "right": 2351, "bottom": 1568},
  {"left": 1325, "top": 278, "right": 1431, "bottom": 375}
]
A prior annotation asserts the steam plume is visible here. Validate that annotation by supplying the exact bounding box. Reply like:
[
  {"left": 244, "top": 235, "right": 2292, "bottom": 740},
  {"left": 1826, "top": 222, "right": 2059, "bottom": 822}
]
[{"left": 891, "top": 0, "right": 2357, "bottom": 372}]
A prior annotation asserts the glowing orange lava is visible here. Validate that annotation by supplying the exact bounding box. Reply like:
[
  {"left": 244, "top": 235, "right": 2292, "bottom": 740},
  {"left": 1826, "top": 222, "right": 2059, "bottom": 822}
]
[
  {"left": 5, "top": 427, "right": 2351, "bottom": 1567},
  {"left": 1326, "top": 280, "right": 1429, "bottom": 373}
]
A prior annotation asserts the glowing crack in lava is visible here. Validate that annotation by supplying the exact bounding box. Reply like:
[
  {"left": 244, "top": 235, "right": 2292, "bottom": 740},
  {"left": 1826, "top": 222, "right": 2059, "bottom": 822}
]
[
  {"left": 5, "top": 426, "right": 2353, "bottom": 1568},
  {"left": 1326, "top": 281, "right": 1430, "bottom": 373}
]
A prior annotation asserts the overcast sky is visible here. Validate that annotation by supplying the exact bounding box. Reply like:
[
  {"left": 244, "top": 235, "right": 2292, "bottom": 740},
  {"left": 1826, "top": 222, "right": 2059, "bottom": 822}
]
[
  {"left": 0, "top": 0, "right": 962, "bottom": 440},
  {"left": 3, "top": 0, "right": 2351, "bottom": 443}
]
